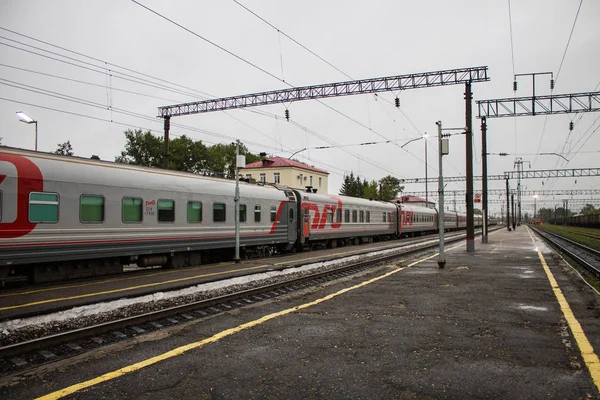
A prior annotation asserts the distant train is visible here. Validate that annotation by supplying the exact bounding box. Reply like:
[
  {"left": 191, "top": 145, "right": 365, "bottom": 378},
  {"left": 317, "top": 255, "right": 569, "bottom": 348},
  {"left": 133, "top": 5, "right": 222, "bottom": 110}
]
[
  {"left": 1, "top": 148, "right": 487, "bottom": 284},
  {"left": 548, "top": 213, "right": 600, "bottom": 229}
]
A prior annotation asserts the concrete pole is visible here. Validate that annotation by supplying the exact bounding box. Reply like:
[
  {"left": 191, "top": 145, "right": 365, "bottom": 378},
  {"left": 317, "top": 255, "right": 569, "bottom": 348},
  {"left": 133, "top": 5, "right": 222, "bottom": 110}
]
[
  {"left": 234, "top": 139, "right": 241, "bottom": 263},
  {"left": 464, "top": 82, "right": 475, "bottom": 252},
  {"left": 163, "top": 116, "right": 170, "bottom": 169},
  {"left": 481, "top": 116, "right": 488, "bottom": 243},
  {"left": 506, "top": 178, "right": 511, "bottom": 231},
  {"left": 436, "top": 121, "right": 446, "bottom": 268}
]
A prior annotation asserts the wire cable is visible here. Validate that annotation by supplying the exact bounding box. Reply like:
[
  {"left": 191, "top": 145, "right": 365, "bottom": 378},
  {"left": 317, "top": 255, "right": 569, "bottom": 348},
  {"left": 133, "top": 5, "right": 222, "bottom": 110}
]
[{"left": 555, "top": 0, "right": 584, "bottom": 84}]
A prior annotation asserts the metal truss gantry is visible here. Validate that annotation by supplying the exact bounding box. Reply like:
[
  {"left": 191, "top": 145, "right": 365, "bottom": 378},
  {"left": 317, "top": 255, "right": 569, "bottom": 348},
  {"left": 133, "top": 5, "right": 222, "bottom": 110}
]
[
  {"left": 158, "top": 66, "right": 489, "bottom": 117},
  {"left": 403, "top": 189, "right": 600, "bottom": 197},
  {"left": 477, "top": 91, "right": 600, "bottom": 118},
  {"left": 447, "top": 198, "right": 600, "bottom": 205},
  {"left": 399, "top": 167, "right": 600, "bottom": 184}
]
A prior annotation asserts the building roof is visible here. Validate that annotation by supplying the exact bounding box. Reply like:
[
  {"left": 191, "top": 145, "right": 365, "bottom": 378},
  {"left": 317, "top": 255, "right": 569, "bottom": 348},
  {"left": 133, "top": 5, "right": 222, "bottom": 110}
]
[{"left": 244, "top": 156, "right": 329, "bottom": 175}]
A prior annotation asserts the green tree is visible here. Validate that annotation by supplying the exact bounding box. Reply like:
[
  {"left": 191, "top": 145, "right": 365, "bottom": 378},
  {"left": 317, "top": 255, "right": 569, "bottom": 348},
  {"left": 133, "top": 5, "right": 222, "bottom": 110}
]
[
  {"left": 474, "top": 208, "right": 482, "bottom": 215},
  {"left": 580, "top": 204, "right": 597, "bottom": 215},
  {"left": 168, "top": 135, "right": 209, "bottom": 173},
  {"left": 55, "top": 140, "right": 74, "bottom": 156},
  {"left": 116, "top": 129, "right": 260, "bottom": 176},
  {"left": 339, "top": 172, "right": 362, "bottom": 197},
  {"left": 363, "top": 180, "right": 378, "bottom": 200},
  {"left": 116, "top": 129, "right": 163, "bottom": 167},
  {"left": 379, "top": 175, "right": 404, "bottom": 201}
]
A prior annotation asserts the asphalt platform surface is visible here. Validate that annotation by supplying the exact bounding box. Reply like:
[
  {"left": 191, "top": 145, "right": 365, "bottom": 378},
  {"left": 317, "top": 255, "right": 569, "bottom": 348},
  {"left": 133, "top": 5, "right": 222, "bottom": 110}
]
[{"left": 2, "top": 226, "right": 599, "bottom": 399}]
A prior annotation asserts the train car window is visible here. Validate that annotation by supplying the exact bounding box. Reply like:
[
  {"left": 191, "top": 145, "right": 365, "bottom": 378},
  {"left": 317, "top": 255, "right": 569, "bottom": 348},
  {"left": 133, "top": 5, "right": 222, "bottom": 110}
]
[
  {"left": 327, "top": 208, "right": 333, "bottom": 223},
  {"left": 0, "top": 191, "right": 2, "bottom": 221},
  {"left": 122, "top": 197, "right": 143, "bottom": 222},
  {"left": 383, "top": 212, "right": 386, "bottom": 223},
  {"left": 254, "top": 205, "right": 261, "bottom": 222},
  {"left": 29, "top": 192, "right": 59, "bottom": 223},
  {"left": 213, "top": 203, "right": 226, "bottom": 222},
  {"left": 240, "top": 204, "right": 247, "bottom": 222},
  {"left": 270, "top": 205, "right": 277, "bottom": 222},
  {"left": 352, "top": 210, "right": 357, "bottom": 223},
  {"left": 359, "top": 210, "right": 364, "bottom": 223},
  {"left": 187, "top": 201, "right": 202, "bottom": 223},
  {"left": 388, "top": 213, "right": 391, "bottom": 222},
  {"left": 344, "top": 209, "right": 350, "bottom": 223},
  {"left": 158, "top": 199, "right": 175, "bottom": 222},
  {"left": 336, "top": 209, "right": 342, "bottom": 223},
  {"left": 290, "top": 208, "right": 295, "bottom": 223},
  {"left": 80, "top": 195, "right": 104, "bottom": 223},
  {"left": 366, "top": 211, "right": 370, "bottom": 223}
]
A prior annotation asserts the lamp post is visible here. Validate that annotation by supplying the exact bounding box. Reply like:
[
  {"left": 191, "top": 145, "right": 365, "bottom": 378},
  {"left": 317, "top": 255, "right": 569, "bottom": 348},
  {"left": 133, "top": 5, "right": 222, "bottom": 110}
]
[
  {"left": 16, "top": 111, "right": 38, "bottom": 151},
  {"left": 401, "top": 133, "right": 429, "bottom": 207}
]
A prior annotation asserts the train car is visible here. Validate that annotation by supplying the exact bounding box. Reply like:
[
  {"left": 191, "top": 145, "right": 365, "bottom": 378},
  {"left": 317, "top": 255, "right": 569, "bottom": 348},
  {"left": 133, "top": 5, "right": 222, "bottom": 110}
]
[
  {"left": 398, "top": 204, "right": 437, "bottom": 236},
  {"left": 0, "top": 148, "right": 297, "bottom": 283},
  {"left": 296, "top": 192, "right": 397, "bottom": 248},
  {"left": 566, "top": 213, "right": 600, "bottom": 229}
]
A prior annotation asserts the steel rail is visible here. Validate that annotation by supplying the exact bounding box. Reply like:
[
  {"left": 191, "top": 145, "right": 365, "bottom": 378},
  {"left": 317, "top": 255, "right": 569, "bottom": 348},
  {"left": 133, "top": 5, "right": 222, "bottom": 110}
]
[{"left": 529, "top": 225, "right": 600, "bottom": 278}]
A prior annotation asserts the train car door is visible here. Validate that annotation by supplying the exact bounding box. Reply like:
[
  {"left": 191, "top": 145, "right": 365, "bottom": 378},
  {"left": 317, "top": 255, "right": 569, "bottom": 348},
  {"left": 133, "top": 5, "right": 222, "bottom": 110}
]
[
  {"left": 283, "top": 190, "right": 298, "bottom": 245},
  {"left": 303, "top": 205, "right": 310, "bottom": 238}
]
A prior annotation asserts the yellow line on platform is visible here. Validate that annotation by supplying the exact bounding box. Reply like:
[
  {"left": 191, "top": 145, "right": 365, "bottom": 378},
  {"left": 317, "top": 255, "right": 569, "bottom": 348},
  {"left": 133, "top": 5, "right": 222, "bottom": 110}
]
[
  {"left": 527, "top": 226, "right": 600, "bottom": 393},
  {"left": 35, "top": 252, "right": 440, "bottom": 399}
]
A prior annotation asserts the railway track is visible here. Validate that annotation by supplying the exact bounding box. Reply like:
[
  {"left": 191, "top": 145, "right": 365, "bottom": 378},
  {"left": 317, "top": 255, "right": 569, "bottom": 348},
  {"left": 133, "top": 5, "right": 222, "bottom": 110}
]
[
  {"left": 529, "top": 225, "right": 600, "bottom": 278},
  {"left": 0, "top": 229, "right": 497, "bottom": 380}
]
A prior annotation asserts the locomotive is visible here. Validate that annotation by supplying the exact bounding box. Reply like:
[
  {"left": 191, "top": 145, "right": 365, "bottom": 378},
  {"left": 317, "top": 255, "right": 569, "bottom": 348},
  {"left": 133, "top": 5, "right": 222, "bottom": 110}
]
[{"left": 0, "top": 148, "right": 482, "bottom": 283}]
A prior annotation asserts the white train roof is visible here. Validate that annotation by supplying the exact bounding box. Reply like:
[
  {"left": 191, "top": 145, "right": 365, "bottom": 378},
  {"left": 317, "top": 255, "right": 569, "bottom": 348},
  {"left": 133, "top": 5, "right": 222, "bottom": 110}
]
[
  {"left": 299, "top": 191, "right": 397, "bottom": 210},
  {"left": 1, "top": 147, "right": 288, "bottom": 201}
]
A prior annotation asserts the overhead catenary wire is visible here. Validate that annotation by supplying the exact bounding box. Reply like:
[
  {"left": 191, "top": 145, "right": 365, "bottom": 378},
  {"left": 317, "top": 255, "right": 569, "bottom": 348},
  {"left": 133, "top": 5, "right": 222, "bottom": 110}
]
[
  {"left": 231, "top": 0, "right": 453, "bottom": 181},
  {"left": 0, "top": 35, "right": 404, "bottom": 181},
  {"left": 128, "top": 1, "right": 419, "bottom": 179}
]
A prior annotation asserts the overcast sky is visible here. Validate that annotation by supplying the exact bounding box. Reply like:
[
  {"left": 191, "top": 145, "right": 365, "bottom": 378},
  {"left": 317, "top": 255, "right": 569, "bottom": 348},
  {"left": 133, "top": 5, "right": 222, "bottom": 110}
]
[{"left": 1, "top": 0, "right": 598, "bottom": 216}]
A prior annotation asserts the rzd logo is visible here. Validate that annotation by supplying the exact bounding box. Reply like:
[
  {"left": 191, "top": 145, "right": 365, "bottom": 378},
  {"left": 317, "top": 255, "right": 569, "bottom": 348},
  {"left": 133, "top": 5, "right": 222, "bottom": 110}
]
[
  {"left": 304, "top": 196, "right": 343, "bottom": 230},
  {"left": 0, "top": 154, "right": 44, "bottom": 238}
]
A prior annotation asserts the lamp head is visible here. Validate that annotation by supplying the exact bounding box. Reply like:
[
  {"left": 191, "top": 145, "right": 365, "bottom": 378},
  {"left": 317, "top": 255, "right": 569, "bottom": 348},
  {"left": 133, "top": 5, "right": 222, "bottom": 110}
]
[{"left": 16, "top": 111, "right": 35, "bottom": 124}]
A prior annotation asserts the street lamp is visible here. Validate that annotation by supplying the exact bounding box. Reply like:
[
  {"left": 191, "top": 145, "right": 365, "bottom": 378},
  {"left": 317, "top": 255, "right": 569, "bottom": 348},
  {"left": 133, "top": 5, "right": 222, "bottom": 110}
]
[
  {"left": 401, "top": 134, "right": 429, "bottom": 207},
  {"left": 16, "top": 111, "right": 38, "bottom": 151}
]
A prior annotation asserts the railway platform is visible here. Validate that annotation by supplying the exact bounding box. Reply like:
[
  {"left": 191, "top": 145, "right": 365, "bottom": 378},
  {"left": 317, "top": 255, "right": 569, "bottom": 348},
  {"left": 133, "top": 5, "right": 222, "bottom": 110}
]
[{"left": 1, "top": 226, "right": 599, "bottom": 399}]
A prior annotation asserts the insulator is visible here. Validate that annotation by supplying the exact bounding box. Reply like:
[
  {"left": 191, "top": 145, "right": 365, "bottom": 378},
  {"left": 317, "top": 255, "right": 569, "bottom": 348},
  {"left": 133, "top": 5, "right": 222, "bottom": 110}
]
[
  {"left": 394, "top": 97, "right": 400, "bottom": 108},
  {"left": 513, "top": 81, "right": 517, "bottom": 91},
  {"left": 285, "top": 109, "right": 290, "bottom": 121},
  {"left": 569, "top": 121, "right": 574, "bottom": 131},
  {"left": 550, "top": 79, "right": 555, "bottom": 90}
]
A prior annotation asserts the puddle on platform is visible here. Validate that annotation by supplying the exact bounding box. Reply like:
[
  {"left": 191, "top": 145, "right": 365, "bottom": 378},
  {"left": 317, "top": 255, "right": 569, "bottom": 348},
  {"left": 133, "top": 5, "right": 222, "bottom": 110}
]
[
  {"left": 516, "top": 304, "right": 549, "bottom": 312},
  {"left": 405, "top": 269, "right": 437, "bottom": 274}
]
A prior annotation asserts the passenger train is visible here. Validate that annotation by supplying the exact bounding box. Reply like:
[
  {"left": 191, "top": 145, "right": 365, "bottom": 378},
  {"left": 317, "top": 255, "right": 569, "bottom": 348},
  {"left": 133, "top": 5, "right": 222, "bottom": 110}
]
[{"left": 0, "top": 148, "right": 485, "bottom": 284}]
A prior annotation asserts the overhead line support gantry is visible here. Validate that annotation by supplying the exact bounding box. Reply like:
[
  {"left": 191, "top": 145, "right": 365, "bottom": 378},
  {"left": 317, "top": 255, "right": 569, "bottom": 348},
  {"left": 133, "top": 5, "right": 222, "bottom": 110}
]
[{"left": 158, "top": 66, "right": 490, "bottom": 255}]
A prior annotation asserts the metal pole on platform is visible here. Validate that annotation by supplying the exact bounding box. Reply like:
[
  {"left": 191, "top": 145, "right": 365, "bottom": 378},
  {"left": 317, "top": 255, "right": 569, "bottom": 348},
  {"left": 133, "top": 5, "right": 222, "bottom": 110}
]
[
  {"left": 234, "top": 139, "right": 241, "bottom": 263},
  {"left": 425, "top": 134, "right": 428, "bottom": 207},
  {"left": 436, "top": 121, "right": 446, "bottom": 268},
  {"left": 511, "top": 193, "right": 516, "bottom": 230},
  {"left": 481, "top": 116, "right": 488, "bottom": 243}
]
